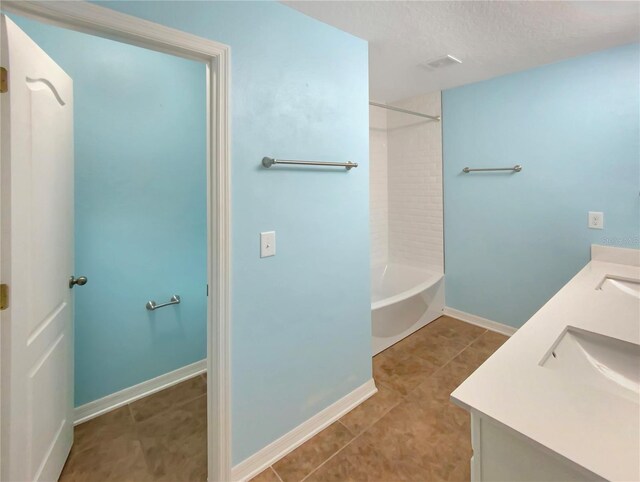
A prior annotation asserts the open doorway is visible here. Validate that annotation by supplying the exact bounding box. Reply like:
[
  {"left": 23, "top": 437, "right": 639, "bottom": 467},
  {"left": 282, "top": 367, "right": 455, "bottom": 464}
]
[{"left": 0, "top": 3, "right": 230, "bottom": 481}]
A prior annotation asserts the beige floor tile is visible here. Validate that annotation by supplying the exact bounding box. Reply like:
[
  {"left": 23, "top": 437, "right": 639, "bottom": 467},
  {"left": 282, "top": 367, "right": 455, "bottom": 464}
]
[
  {"left": 152, "top": 446, "right": 207, "bottom": 482},
  {"left": 405, "top": 368, "right": 460, "bottom": 406},
  {"left": 304, "top": 435, "right": 411, "bottom": 482},
  {"left": 430, "top": 357, "right": 479, "bottom": 389},
  {"left": 469, "top": 330, "right": 509, "bottom": 355},
  {"left": 73, "top": 406, "right": 138, "bottom": 456},
  {"left": 273, "top": 422, "right": 354, "bottom": 482},
  {"left": 250, "top": 467, "right": 282, "bottom": 482},
  {"left": 357, "top": 395, "right": 471, "bottom": 476},
  {"left": 301, "top": 455, "right": 357, "bottom": 482},
  {"left": 422, "top": 316, "right": 486, "bottom": 346},
  {"left": 358, "top": 399, "right": 449, "bottom": 460},
  {"left": 451, "top": 345, "right": 492, "bottom": 372},
  {"left": 59, "top": 438, "right": 151, "bottom": 482},
  {"left": 129, "top": 376, "right": 206, "bottom": 423},
  {"left": 58, "top": 319, "right": 499, "bottom": 482},
  {"left": 387, "top": 326, "right": 468, "bottom": 368},
  {"left": 447, "top": 457, "right": 472, "bottom": 482},
  {"left": 339, "top": 383, "right": 403, "bottom": 436},
  {"left": 136, "top": 395, "right": 207, "bottom": 481},
  {"left": 373, "top": 350, "right": 439, "bottom": 396}
]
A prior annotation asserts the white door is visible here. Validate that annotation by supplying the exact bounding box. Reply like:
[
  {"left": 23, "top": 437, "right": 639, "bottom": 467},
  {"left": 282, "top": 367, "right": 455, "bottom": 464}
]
[{"left": 0, "top": 15, "right": 74, "bottom": 482}]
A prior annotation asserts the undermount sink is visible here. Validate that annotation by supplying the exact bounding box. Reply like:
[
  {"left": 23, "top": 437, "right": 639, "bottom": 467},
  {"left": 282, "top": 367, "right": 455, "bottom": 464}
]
[
  {"left": 541, "top": 327, "right": 640, "bottom": 403},
  {"left": 597, "top": 275, "right": 640, "bottom": 300}
]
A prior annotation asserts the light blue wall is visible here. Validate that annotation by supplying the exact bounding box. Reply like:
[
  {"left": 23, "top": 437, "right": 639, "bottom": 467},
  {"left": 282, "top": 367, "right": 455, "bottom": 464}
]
[
  {"left": 443, "top": 44, "right": 640, "bottom": 329},
  {"left": 89, "top": 1, "right": 370, "bottom": 465},
  {"left": 12, "top": 15, "right": 208, "bottom": 406}
]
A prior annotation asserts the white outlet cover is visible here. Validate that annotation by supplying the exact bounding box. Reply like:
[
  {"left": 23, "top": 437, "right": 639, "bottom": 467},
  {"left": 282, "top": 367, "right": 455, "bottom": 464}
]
[
  {"left": 588, "top": 211, "right": 604, "bottom": 230},
  {"left": 260, "top": 231, "right": 276, "bottom": 257}
]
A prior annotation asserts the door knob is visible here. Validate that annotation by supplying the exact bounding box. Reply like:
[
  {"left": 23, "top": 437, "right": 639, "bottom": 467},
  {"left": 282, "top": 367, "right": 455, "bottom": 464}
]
[{"left": 69, "top": 276, "right": 88, "bottom": 288}]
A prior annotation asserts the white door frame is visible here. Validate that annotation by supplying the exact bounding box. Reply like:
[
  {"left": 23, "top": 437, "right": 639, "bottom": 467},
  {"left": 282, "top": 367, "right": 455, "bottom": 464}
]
[{"left": 0, "top": 2, "right": 232, "bottom": 480}]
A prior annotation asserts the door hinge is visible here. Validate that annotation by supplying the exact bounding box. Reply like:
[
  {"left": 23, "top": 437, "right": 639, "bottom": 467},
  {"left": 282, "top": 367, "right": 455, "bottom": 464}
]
[
  {"left": 0, "top": 67, "right": 7, "bottom": 93},
  {"left": 0, "top": 284, "right": 8, "bottom": 310}
]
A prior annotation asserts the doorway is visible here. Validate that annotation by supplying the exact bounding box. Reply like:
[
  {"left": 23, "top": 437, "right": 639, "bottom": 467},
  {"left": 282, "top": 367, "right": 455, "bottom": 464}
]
[{"left": 0, "top": 2, "right": 231, "bottom": 481}]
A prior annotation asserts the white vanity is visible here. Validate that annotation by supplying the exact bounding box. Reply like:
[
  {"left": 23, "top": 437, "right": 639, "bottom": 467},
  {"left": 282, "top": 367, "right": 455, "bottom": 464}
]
[{"left": 452, "top": 245, "right": 640, "bottom": 482}]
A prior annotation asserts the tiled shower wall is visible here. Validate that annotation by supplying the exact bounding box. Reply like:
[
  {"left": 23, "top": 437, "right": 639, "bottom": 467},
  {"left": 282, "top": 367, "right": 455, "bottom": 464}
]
[
  {"left": 370, "top": 107, "right": 389, "bottom": 266},
  {"left": 369, "top": 92, "right": 444, "bottom": 273}
]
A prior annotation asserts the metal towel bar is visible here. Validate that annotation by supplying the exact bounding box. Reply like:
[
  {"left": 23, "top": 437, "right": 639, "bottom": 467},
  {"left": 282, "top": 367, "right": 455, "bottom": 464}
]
[
  {"left": 262, "top": 157, "right": 358, "bottom": 170},
  {"left": 462, "top": 165, "right": 522, "bottom": 173},
  {"left": 146, "top": 295, "right": 181, "bottom": 311}
]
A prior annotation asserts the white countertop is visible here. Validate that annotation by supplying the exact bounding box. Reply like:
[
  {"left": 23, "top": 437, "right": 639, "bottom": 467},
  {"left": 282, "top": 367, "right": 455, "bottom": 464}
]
[{"left": 451, "top": 245, "right": 640, "bottom": 482}]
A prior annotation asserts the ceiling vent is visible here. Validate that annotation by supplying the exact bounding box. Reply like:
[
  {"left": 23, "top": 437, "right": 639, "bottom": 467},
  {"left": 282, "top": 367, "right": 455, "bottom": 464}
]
[{"left": 420, "top": 55, "right": 462, "bottom": 70}]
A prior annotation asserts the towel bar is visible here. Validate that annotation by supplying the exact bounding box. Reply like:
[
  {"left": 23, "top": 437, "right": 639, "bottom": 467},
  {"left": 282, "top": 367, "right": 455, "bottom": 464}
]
[
  {"left": 462, "top": 165, "right": 522, "bottom": 173},
  {"left": 262, "top": 157, "right": 357, "bottom": 170},
  {"left": 146, "top": 295, "right": 180, "bottom": 311}
]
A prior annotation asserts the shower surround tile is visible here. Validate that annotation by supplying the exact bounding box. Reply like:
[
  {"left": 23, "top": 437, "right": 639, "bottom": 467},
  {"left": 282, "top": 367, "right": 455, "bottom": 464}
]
[
  {"left": 369, "top": 91, "right": 444, "bottom": 273},
  {"left": 387, "top": 92, "right": 444, "bottom": 273},
  {"left": 369, "top": 106, "right": 389, "bottom": 267}
]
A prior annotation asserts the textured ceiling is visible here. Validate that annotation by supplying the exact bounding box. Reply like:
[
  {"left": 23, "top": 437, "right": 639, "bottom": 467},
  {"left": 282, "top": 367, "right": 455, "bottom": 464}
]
[{"left": 283, "top": 1, "right": 640, "bottom": 102}]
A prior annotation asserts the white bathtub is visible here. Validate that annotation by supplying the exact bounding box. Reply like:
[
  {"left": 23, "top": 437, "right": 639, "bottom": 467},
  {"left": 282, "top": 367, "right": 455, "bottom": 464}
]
[{"left": 371, "top": 263, "right": 444, "bottom": 355}]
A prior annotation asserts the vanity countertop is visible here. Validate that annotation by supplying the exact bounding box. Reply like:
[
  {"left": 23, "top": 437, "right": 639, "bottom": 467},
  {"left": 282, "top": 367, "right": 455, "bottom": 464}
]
[{"left": 451, "top": 245, "right": 640, "bottom": 482}]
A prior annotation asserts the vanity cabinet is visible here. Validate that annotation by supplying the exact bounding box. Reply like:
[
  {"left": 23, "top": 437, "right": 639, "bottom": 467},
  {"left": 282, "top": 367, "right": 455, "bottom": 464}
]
[{"left": 469, "top": 411, "right": 603, "bottom": 482}]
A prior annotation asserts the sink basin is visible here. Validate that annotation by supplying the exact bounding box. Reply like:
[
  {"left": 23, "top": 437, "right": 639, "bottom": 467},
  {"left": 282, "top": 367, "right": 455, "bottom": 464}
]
[
  {"left": 597, "top": 275, "right": 640, "bottom": 300},
  {"left": 541, "top": 327, "right": 640, "bottom": 403}
]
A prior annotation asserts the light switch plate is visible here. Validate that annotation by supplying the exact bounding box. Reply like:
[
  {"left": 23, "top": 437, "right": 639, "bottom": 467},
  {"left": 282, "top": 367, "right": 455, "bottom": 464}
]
[
  {"left": 260, "top": 231, "right": 276, "bottom": 257},
  {"left": 588, "top": 212, "right": 604, "bottom": 230}
]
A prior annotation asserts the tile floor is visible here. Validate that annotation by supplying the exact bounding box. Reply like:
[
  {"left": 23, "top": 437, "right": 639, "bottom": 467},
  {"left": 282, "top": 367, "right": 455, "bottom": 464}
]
[
  {"left": 251, "top": 316, "right": 508, "bottom": 482},
  {"left": 59, "top": 373, "right": 207, "bottom": 482},
  {"left": 59, "top": 316, "right": 507, "bottom": 482}
]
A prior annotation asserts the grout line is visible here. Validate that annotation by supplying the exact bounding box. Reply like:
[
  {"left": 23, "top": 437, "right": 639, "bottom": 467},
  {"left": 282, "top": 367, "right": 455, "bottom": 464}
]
[
  {"left": 133, "top": 390, "right": 207, "bottom": 426},
  {"left": 126, "top": 403, "right": 137, "bottom": 424},
  {"left": 336, "top": 418, "right": 355, "bottom": 437},
  {"left": 66, "top": 379, "right": 208, "bottom": 480},
  {"left": 304, "top": 322, "right": 491, "bottom": 482},
  {"left": 129, "top": 403, "right": 154, "bottom": 476},
  {"left": 354, "top": 398, "right": 400, "bottom": 437},
  {"left": 300, "top": 380, "right": 410, "bottom": 481},
  {"left": 343, "top": 381, "right": 402, "bottom": 436},
  {"left": 300, "top": 429, "right": 363, "bottom": 482},
  {"left": 294, "top": 419, "right": 360, "bottom": 482},
  {"left": 300, "top": 399, "right": 401, "bottom": 482},
  {"left": 269, "top": 466, "right": 285, "bottom": 482},
  {"left": 300, "top": 394, "right": 403, "bottom": 482},
  {"left": 397, "top": 328, "right": 489, "bottom": 401}
]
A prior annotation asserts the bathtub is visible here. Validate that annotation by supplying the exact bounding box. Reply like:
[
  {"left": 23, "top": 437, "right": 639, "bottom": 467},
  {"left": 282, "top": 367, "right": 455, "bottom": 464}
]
[{"left": 371, "top": 263, "right": 444, "bottom": 355}]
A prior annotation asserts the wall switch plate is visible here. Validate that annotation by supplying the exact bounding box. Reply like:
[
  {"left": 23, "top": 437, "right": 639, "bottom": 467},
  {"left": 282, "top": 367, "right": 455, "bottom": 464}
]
[
  {"left": 260, "top": 231, "right": 276, "bottom": 257},
  {"left": 588, "top": 212, "right": 604, "bottom": 230}
]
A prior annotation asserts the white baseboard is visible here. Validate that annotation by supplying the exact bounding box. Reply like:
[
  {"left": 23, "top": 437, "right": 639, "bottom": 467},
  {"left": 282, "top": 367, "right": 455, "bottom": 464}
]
[
  {"left": 443, "top": 307, "right": 517, "bottom": 337},
  {"left": 231, "top": 378, "right": 378, "bottom": 482},
  {"left": 74, "top": 359, "right": 207, "bottom": 425}
]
